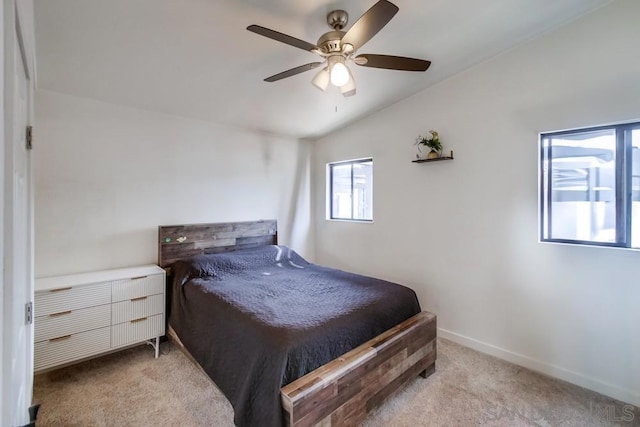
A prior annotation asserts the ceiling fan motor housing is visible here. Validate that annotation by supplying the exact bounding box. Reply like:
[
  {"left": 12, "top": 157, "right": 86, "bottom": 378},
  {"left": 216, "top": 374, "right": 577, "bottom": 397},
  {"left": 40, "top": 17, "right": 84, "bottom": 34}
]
[{"left": 317, "top": 30, "right": 346, "bottom": 54}]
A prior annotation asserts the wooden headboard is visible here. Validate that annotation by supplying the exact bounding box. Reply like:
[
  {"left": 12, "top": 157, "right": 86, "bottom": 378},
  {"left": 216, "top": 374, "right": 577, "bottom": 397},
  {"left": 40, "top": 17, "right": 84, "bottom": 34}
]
[{"left": 157, "top": 220, "right": 277, "bottom": 269}]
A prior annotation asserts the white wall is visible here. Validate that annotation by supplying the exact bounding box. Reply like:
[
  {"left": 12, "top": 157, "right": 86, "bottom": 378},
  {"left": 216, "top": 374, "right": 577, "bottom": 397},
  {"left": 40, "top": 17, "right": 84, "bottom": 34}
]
[
  {"left": 35, "top": 90, "right": 313, "bottom": 277},
  {"left": 313, "top": 0, "right": 640, "bottom": 406}
]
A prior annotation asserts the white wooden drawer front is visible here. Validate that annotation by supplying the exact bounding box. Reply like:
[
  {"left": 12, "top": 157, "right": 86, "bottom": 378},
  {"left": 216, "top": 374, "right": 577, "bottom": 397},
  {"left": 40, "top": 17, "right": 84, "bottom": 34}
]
[
  {"left": 111, "top": 274, "right": 164, "bottom": 303},
  {"left": 112, "top": 314, "right": 164, "bottom": 348},
  {"left": 112, "top": 293, "right": 163, "bottom": 325},
  {"left": 34, "top": 304, "right": 111, "bottom": 343},
  {"left": 34, "top": 326, "right": 111, "bottom": 371},
  {"left": 34, "top": 282, "right": 111, "bottom": 316}
]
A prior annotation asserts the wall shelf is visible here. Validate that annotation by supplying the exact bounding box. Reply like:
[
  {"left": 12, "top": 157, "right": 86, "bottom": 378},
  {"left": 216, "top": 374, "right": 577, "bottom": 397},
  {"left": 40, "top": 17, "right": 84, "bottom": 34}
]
[{"left": 412, "top": 151, "right": 454, "bottom": 163}]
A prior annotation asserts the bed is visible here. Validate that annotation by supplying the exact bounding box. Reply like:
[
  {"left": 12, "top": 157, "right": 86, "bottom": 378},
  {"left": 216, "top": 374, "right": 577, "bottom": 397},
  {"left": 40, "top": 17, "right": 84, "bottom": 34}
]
[{"left": 158, "top": 220, "right": 436, "bottom": 427}]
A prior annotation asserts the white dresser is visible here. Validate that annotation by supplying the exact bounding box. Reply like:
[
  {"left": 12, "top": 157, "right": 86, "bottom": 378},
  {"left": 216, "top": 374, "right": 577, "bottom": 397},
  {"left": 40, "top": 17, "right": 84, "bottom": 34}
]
[{"left": 34, "top": 265, "right": 166, "bottom": 372}]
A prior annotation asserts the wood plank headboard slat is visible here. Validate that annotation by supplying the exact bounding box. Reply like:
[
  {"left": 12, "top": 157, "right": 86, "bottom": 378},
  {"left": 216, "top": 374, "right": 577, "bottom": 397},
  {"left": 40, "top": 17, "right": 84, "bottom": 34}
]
[{"left": 157, "top": 220, "right": 277, "bottom": 268}]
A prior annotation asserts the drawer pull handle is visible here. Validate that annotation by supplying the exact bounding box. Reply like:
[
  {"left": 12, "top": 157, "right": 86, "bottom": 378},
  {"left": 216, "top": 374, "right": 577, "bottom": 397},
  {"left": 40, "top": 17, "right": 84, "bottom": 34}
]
[
  {"left": 50, "top": 287, "right": 72, "bottom": 292},
  {"left": 131, "top": 296, "right": 148, "bottom": 302},
  {"left": 131, "top": 275, "right": 148, "bottom": 280},
  {"left": 50, "top": 310, "right": 72, "bottom": 317},
  {"left": 131, "top": 317, "right": 147, "bottom": 324},
  {"left": 50, "top": 335, "right": 71, "bottom": 342}
]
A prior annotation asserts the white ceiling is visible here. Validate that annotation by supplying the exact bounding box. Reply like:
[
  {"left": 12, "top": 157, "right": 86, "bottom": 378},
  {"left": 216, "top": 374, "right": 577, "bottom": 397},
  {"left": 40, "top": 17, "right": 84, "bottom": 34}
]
[{"left": 34, "top": 0, "right": 611, "bottom": 139}]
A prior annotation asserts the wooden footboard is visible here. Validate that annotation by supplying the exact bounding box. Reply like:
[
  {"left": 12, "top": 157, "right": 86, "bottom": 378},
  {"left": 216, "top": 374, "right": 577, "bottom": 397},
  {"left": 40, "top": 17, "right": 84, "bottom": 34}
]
[{"left": 280, "top": 311, "right": 437, "bottom": 427}]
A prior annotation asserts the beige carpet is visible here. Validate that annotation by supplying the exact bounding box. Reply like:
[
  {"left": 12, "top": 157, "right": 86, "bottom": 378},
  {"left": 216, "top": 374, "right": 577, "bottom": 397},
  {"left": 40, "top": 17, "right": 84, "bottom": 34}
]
[{"left": 33, "top": 338, "right": 639, "bottom": 426}]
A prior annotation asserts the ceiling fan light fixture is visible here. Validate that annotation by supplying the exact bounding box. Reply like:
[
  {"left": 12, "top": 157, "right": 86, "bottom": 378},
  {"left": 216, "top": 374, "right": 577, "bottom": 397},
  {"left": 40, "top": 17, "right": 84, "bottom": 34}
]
[
  {"left": 312, "top": 67, "right": 330, "bottom": 91},
  {"left": 341, "top": 86, "right": 356, "bottom": 98},
  {"left": 330, "top": 61, "right": 350, "bottom": 87},
  {"left": 340, "top": 68, "right": 356, "bottom": 97}
]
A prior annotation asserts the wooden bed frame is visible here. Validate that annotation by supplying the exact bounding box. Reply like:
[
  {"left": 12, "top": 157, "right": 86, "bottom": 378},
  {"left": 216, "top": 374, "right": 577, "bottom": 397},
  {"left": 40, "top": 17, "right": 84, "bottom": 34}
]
[{"left": 158, "top": 220, "right": 437, "bottom": 426}]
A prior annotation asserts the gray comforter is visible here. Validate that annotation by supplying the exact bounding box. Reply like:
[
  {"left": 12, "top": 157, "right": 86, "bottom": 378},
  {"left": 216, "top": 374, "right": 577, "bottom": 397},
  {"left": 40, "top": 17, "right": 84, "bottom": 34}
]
[{"left": 169, "top": 245, "right": 420, "bottom": 427}]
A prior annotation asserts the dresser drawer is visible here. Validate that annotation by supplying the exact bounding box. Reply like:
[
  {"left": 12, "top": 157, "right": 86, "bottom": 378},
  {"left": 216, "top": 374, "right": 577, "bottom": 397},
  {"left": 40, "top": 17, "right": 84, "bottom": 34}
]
[
  {"left": 34, "top": 326, "right": 111, "bottom": 371},
  {"left": 112, "top": 293, "right": 163, "bottom": 325},
  {"left": 112, "top": 314, "right": 164, "bottom": 348},
  {"left": 34, "top": 282, "right": 111, "bottom": 316},
  {"left": 34, "top": 304, "right": 111, "bottom": 343},
  {"left": 112, "top": 274, "right": 164, "bottom": 302}
]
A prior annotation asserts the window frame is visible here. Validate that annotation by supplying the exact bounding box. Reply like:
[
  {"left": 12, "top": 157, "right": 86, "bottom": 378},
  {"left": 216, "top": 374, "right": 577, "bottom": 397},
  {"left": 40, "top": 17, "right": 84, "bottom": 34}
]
[
  {"left": 539, "top": 121, "right": 640, "bottom": 249},
  {"left": 327, "top": 157, "right": 373, "bottom": 222}
]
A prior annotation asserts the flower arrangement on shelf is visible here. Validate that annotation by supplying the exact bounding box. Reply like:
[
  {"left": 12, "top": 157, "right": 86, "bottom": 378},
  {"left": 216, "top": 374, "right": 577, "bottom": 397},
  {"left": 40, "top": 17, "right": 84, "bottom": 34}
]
[{"left": 415, "top": 130, "right": 442, "bottom": 159}]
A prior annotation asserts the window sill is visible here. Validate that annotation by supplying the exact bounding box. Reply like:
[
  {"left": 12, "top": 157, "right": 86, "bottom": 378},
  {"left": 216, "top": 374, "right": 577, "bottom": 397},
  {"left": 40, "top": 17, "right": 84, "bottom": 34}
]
[
  {"left": 326, "top": 218, "right": 374, "bottom": 224},
  {"left": 539, "top": 239, "right": 639, "bottom": 251}
]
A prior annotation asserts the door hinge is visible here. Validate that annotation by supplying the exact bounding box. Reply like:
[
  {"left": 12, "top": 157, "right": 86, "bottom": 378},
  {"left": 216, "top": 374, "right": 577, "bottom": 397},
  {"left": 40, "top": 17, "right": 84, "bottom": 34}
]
[
  {"left": 26, "top": 125, "right": 33, "bottom": 150},
  {"left": 25, "top": 301, "right": 33, "bottom": 325}
]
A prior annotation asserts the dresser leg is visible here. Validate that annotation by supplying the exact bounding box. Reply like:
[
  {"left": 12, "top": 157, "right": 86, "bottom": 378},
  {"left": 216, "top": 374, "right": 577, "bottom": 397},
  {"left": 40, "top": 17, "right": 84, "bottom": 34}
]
[{"left": 146, "top": 336, "right": 160, "bottom": 358}]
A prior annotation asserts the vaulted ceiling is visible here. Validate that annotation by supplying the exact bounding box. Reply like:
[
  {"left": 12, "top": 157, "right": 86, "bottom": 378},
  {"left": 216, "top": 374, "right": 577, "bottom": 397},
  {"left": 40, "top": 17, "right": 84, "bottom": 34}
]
[{"left": 34, "top": 0, "right": 611, "bottom": 138}]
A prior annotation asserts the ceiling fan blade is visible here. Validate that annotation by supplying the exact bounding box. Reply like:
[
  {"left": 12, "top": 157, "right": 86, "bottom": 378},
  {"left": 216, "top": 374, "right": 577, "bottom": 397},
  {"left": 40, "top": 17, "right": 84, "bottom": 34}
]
[
  {"left": 247, "top": 25, "right": 318, "bottom": 52},
  {"left": 264, "top": 62, "right": 323, "bottom": 82},
  {"left": 341, "top": 0, "right": 399, "bottom": 51},
  {"left": 355, "top": 54, "right": 431, "bottom": 71}
]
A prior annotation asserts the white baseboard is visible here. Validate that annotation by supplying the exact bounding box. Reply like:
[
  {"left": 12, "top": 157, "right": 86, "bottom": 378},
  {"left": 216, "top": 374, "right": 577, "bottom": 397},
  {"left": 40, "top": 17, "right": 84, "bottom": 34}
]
[{"left": 438, "top": 328, "right": 640, "bottom": 407}]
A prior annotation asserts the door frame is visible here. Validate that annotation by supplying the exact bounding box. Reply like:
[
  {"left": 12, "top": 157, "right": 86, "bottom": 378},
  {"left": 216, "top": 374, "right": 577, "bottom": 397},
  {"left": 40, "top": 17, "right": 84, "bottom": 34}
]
[{"left": 2, "top": 0, "right": 36, "bottom": 425}]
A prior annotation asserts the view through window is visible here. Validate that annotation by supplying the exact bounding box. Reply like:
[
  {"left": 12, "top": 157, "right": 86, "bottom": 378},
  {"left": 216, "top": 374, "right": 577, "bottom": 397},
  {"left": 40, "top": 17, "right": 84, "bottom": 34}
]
[
  {"left": 328, "top": 158, "right": 373, "bottom": 221},
  {"left": 540, "top": 123, "right": 640, "bottom": 248}
]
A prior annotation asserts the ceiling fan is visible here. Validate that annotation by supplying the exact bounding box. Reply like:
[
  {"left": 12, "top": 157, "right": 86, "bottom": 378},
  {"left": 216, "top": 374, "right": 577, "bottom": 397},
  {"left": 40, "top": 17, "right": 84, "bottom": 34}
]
[{"left": 247, "top": 0, "right": 431, "bottom": 97}]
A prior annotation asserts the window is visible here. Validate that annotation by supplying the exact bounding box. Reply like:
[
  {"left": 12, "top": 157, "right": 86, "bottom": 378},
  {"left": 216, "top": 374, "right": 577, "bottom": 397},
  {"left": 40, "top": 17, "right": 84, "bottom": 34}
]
[
  {"left": 540, "top": 122, "right": 640, "bottom": 248},
  {"left": 328, "top": 158, "right": 373, "bottom": 221}
]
